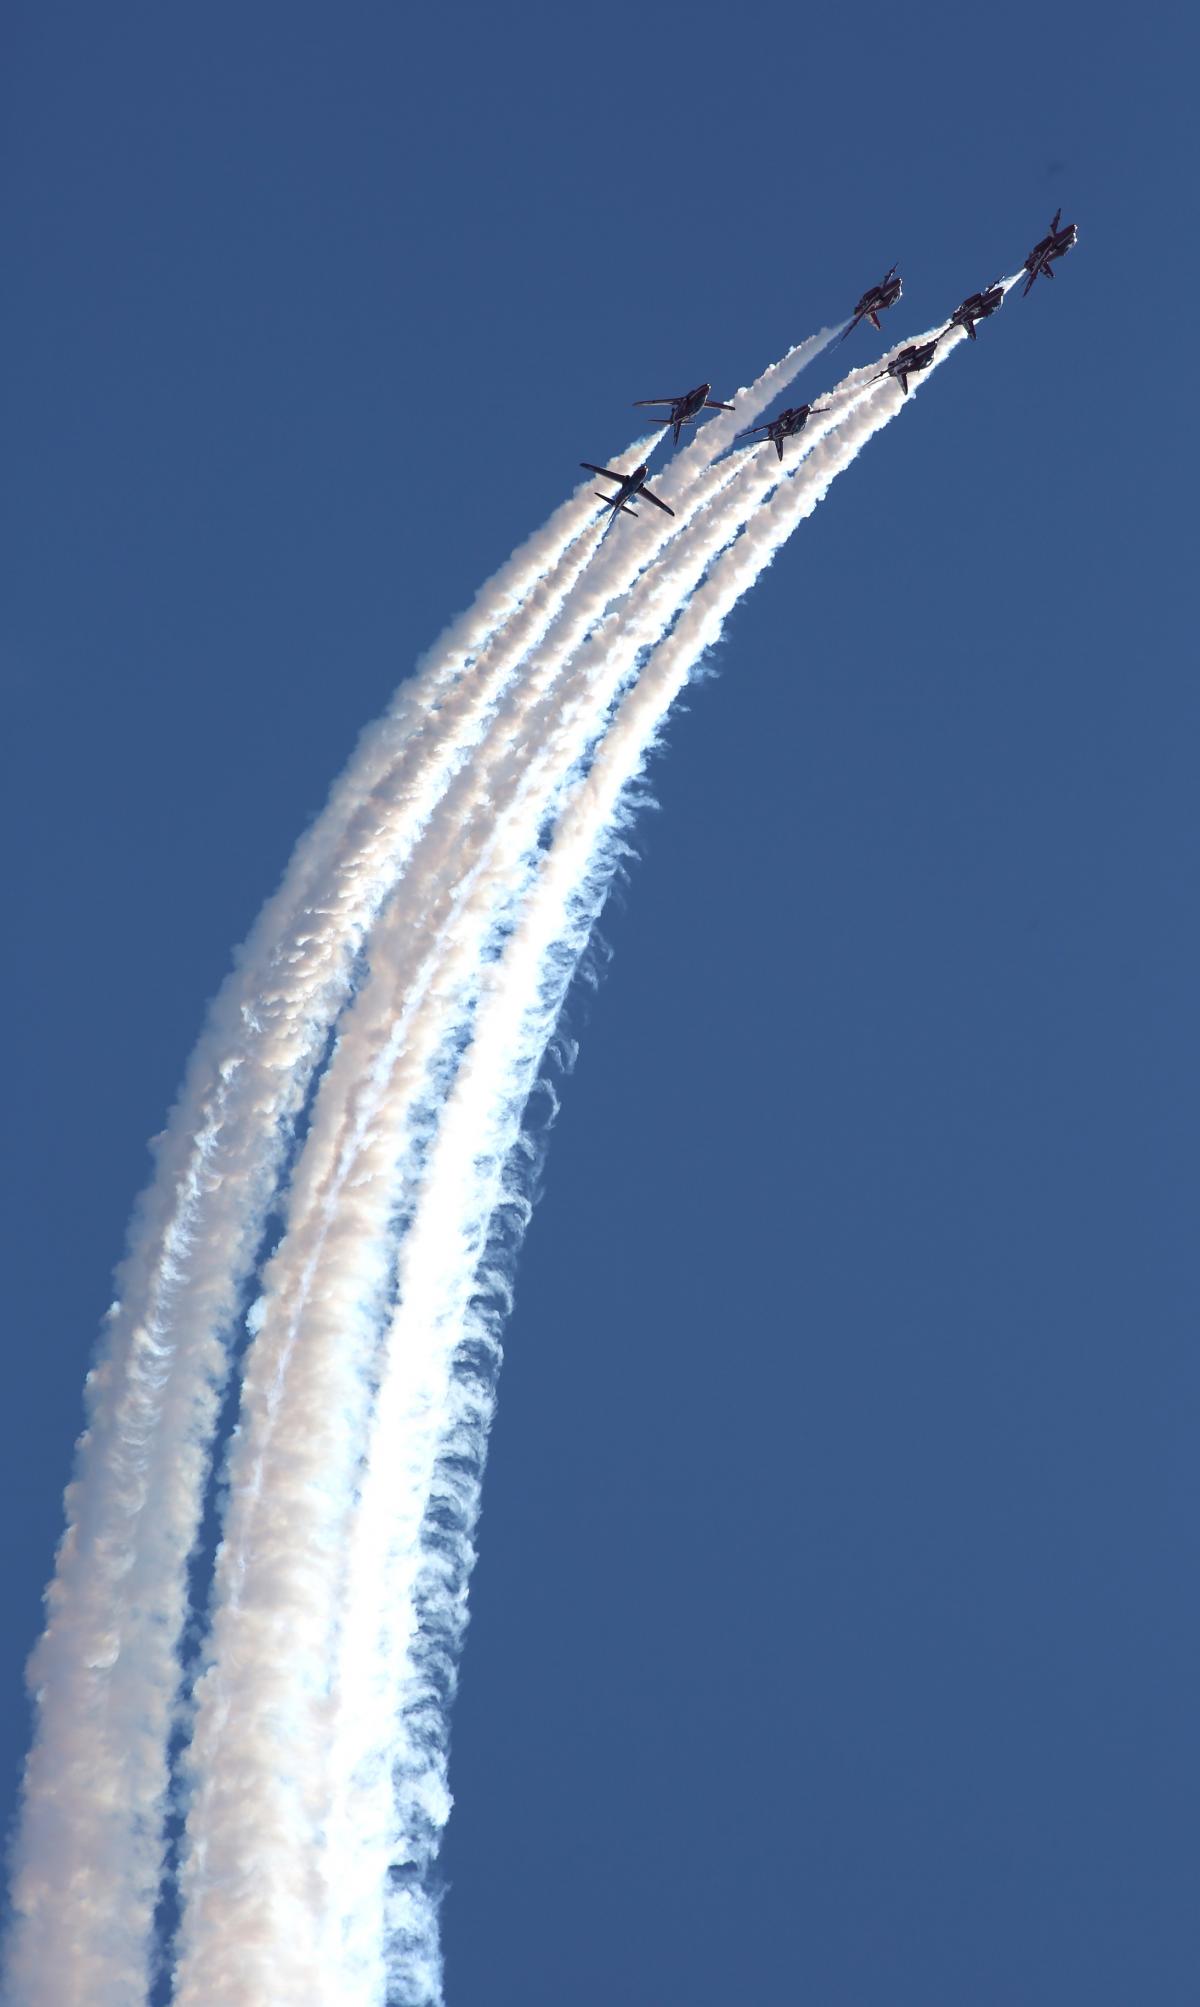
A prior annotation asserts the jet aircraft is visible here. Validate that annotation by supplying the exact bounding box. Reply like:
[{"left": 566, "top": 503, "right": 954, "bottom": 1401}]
[
  {"left": 580, "top": 461, "right": 676, "bottom": 537},
  {"left": 948, "top": 283, "right": 1005, "bottom": 340},
  {"left": 1021, "top": 210, "right": 1078, "bottom": 296},
  {"left": 733, "top": 401, "right": 831, "bottom": 462},
  {"left": 839, "top": 266, "right": 903, "bottom": 342},
  {"left": 875, "top": 337, "right": 941, "bottom": 395},
  {"left": 632, "top": 383, "right": 736, "bottom": 445}
]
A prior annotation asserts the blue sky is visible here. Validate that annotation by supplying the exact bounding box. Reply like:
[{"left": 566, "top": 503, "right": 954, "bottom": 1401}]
[{"left": 2, "top": 2, "right": 1196, "bottom": 2002}]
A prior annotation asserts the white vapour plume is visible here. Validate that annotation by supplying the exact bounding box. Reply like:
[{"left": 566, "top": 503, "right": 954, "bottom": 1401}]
[
  {"left": 6, "top": 325, "right": 835, "bottom": 2003},
  {"left": 2, "top": 445, "right": 657, "bottom": 2007},
  {"left": 10, "top": 316, "right": 840, "bottom": 2001},
  {"left": 342, "top": 333, "right": 972, "bottom": 2007},
  {"left": 7, "top": 302, "right": 958, "bottom": 2007},
  {"left": 172, "top": 325, "right": 967, "bottom": 2007},
  {"left": 166, "top": 329, "right": 850, "bottom": 2003}
]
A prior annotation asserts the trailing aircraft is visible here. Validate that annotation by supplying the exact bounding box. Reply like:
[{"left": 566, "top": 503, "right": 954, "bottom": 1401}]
[
  {"left": 580, "top": 461, "right": 676, "bottom": 537},
  {"left": 874, "top": 337, "right": 941, "bottom": 395},
  {"left": 733, "top": 401, "right": 831, "bottom": 462},
  {"left": 632, "top": 383, "right": 736, "bottom": 445},
  {"left": 1021, "top": 210, "right": 1078, "bottom": 296},
  {"left": 948, "top": 283, "right": 1006, "bottom": 340},
  {"left": 839, "top": 266, "right": 903, "bottom": 342}
]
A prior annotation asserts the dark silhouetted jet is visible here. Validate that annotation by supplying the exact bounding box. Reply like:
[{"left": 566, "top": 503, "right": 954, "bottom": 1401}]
[
  {"left": 1021, "top": 210, "right": 1078, "bottom": 296},
  {"left": 874, "top": 337, "right": 941, "bottom": 395},
  {"left": 580, "top": 461, "right": 676, "bottom": 537},
  {"left": 733, "top": 401, "right": 832, "bottom": 462},
  {"left": 948, "top": 283, "right": 1006, "bottom": 340},
  {"left": 632, "top": 383, "right": 736, "bottom": 445},
  {"left": 839, "top": 266, "right": 903, "bottom": 342}
]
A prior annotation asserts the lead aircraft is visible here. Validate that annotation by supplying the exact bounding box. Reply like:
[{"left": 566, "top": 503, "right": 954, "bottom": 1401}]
[{"left": 1021, "top": 210, "right": 1078, "bottom": 295}]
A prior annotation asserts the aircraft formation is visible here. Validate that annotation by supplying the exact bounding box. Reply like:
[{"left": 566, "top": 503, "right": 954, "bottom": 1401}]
[{"left": 582, "top": 211, "right": 1077, "bottom": 535}]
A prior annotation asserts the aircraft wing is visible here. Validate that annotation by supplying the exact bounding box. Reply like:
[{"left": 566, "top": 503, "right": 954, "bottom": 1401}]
[
  {"left": 632, "top": 398, "right": 681, "bottom": 410},
  {"left": 639, "top": 485, "right": 675, "bottom": 516},
  {"left": 580, "top": 462, "right": 623, "bottom": 482}
]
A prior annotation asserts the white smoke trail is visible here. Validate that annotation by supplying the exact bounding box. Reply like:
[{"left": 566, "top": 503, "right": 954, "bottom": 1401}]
[
  {"left": 13, "top": 320, "right": 837, "bottom": 1991},
  {"left": 175, "top": 326, "right": 950, "bottom": 1994},
  {"left": 164, "top": 327, "right": 847, "bottom": 2001},
  {"left": 265, "top": 324, "right": 975, "bottom": 2005},
  {"left": 171, "top": 839, "right": 565, "bottom": 2003},
  {"left": 6, "top": 300, "right": 950, "bottom": 2007},
  {"left": 1, "top": 449, "right": 662, "bottom": 2007}
]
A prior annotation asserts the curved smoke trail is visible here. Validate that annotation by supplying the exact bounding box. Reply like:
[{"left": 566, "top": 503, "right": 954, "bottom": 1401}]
[{"left": 5, "top": 299, "right": 998, "bottom": 2006}]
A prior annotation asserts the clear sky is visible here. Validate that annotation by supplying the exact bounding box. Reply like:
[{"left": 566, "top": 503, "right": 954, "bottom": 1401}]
[{"left": 2, "top": 2, "right": 1196, "bottom": 2002}]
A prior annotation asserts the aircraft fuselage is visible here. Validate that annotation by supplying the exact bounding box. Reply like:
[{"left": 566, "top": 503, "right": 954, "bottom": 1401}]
[
  {"left": 676, "top": 384, "right": 711, "bottom": 424},
  {"left": 840, "top": 269, "right": 903, "bottom": 342},
  {"left": 885, "top": 339, "right": 940, "bottom": 393},
  {"left": 951, "top": 285, "right": 1005, "bottom": 338},
  {"left": 1023, "top": 214, "right": 1077, "bottom": 292},
  {"left": 579, "top": 459, "right": 677, "bottom": 536}
]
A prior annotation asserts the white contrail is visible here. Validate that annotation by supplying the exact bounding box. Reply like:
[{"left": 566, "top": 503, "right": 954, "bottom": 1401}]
[
  {"left": 165, "top": 326, "right": 848, "bottom": 2001},
  {"left": 164, "top": 451, "right": 777, "bottom": 1996},
  {"left": 171, "top": 843, "right": 560, "bottom": 2003},
  {"left": 7, "top": 300, "right": 954, "bottom": 2007},
  {"left": 12, "top": 325, "right": 833, "bottom": 1998},
  {"left": 262, "top": 323, "right": 974, "bottom": 2006},
  {"left": 24, "top": 310, "right": 835, "bottom": 1987},
  {"left": 202, "top": 341, "right": 939, "bottom": 1990},
  {"left": 1, "top": 442, "right": 663, "bottom": 2007},
  {"left": 171, "top": 326, "right": 943, "bottom": 1994}
]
